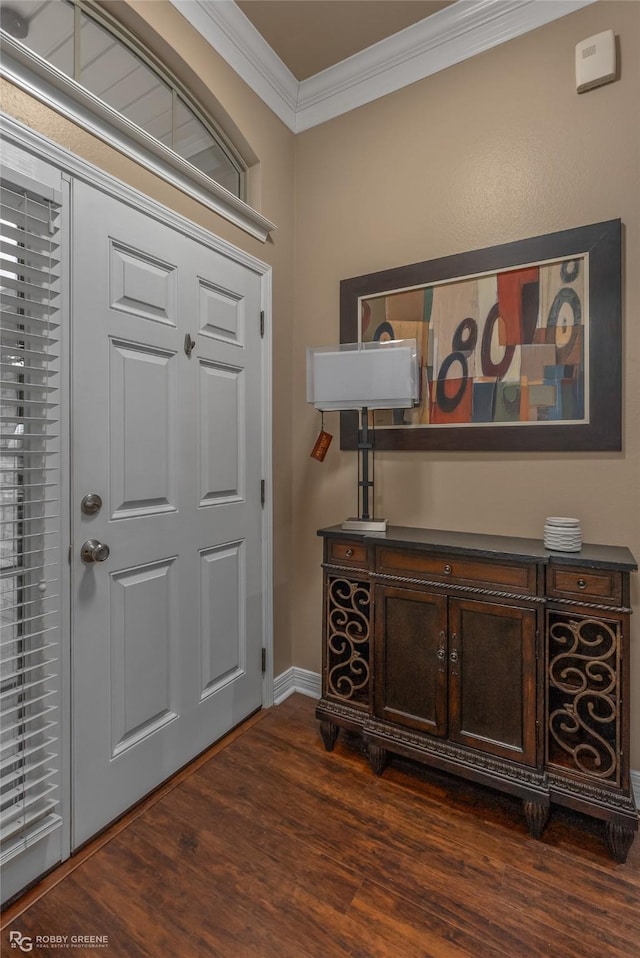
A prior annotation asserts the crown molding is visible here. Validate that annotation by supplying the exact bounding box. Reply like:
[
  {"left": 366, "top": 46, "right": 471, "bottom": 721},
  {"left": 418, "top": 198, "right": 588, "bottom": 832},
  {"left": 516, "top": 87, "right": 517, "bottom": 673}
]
[
  {"left": 172, "top": 0, "right": 596, "bottom": 133},
  {"left": 171, "top": 0, "right": 299, "bottom": 130},
  {"left": 295, "top": 0, "right": 596, "bottom": 131}
]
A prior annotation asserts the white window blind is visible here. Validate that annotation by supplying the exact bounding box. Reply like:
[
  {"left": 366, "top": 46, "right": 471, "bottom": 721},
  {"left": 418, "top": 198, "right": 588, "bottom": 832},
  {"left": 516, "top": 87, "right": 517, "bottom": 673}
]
[{"left": 0, "top": 177, "right": 62, "bottom": 865}]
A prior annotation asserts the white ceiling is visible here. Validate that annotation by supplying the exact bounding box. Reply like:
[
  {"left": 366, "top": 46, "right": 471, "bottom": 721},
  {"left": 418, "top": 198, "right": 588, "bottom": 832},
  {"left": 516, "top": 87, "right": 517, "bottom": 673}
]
[{"left": 172, "top": 0, "right": 596, "bottom": 133}]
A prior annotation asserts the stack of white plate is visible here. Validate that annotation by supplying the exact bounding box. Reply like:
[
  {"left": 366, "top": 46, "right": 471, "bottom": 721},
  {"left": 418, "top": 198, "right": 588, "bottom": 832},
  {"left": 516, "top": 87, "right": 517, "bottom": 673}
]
[{"left": 544, "top": 517, "right": 582, "bottom": 552}]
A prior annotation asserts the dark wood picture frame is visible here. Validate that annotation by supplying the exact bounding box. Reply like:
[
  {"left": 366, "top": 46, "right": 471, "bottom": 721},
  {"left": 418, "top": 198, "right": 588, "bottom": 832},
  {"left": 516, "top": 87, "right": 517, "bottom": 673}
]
[{"left": 340, "top": 219, "right": 622, "bottom": 452}]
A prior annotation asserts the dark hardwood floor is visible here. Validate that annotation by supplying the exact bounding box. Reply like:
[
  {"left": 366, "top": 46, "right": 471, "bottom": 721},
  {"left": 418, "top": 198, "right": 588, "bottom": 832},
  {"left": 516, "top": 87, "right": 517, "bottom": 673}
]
[{"left": 2, "top": 693, "right": 639, "bottom": 957}]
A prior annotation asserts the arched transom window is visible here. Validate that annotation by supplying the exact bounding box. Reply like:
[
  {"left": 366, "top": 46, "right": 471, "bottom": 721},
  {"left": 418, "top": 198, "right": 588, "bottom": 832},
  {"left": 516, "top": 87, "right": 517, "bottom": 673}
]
[{"left": 1, "top": 0, "right": 246, "bottom": 199}]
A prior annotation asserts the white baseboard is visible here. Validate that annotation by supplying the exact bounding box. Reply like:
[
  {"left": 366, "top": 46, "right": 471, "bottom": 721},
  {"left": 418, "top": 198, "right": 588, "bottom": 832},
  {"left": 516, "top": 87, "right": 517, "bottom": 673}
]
[
  {"left": 272, "top": 668, "right": 640, "bottom": 809},
  {"left": 273, "top": 667, "right": 321, "bottom": 704}
]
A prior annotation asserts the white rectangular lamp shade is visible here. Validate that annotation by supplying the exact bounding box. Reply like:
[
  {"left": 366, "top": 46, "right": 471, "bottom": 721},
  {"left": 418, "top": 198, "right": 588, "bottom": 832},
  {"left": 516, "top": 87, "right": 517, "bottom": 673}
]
[{"left": 307, "top": 339, "right": 418, "bottom": 411}]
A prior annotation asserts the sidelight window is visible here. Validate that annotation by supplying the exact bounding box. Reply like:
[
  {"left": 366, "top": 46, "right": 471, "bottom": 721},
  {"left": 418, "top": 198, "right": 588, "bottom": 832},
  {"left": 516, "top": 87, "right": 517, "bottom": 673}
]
[{"left": 0, "top": 175, "right": 62, "bottom": 867}]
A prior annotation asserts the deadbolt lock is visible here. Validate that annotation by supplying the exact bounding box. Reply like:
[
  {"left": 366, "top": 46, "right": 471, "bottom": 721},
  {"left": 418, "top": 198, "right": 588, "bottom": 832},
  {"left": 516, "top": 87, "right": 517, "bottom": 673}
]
[{"left": 81, "top": 493, "right": 103, "bottom": 516}]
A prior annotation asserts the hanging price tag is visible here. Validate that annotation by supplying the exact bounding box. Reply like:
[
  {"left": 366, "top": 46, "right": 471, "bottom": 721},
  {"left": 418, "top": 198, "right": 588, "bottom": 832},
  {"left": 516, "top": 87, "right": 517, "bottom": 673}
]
[{"left": 310, "top": 430, "right": 333, "bottom": 462}]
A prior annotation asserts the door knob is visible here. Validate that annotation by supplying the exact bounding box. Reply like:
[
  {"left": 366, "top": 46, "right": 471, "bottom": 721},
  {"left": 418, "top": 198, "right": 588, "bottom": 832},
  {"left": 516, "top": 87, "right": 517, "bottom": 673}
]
[{"left": 80, "top": 539, "right": 110, "bottom": 563}]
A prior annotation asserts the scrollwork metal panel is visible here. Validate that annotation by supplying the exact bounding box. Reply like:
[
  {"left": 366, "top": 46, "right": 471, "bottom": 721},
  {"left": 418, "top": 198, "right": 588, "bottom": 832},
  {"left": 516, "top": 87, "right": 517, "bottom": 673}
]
[
  {"left": 547, "top": 613, "right": 620, "bottom": 785},
  {"left": 325, "top": 576, "right": 371, "bottom": 706}
]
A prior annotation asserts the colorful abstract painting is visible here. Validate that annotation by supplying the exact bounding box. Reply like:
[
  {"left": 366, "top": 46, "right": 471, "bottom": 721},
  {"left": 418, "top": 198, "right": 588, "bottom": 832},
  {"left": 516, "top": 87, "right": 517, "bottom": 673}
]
[
  {"left": 340, "top": 221, "right": 621, "bottom": 451},
  {"left": 360, "top": 257, "right": 587, "bottom": 429}
]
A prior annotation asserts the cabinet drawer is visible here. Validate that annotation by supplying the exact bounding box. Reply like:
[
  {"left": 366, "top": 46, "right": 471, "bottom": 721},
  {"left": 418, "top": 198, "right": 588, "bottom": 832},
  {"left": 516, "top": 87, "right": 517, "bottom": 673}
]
[
  {"left": 547, "top": 565, "right": 622, "bottom": 605},
  {"left": 327, "top": 538, "right": 368, "bottom": 568},
  {"left": 376, "top": 548, "right": 537, "bottom": 595}
]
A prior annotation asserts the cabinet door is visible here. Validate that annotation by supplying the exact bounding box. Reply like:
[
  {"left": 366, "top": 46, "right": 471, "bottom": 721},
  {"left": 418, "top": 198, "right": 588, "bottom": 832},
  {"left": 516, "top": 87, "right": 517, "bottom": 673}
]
[
  {"left": 375, "top": 586, "right": 448, "bottom": 736},
  {"left": 448, "top": 598, "right": 538, "bottom": 766}
]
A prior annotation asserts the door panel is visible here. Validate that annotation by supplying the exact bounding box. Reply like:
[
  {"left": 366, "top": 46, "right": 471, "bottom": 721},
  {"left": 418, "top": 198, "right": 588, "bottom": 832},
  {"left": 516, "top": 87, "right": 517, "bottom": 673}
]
[
  {"left": 198, "top": 360, "right": 243, "bottom": 503},
  {"left": 109, "top": 557, "right": 178, "bottom": 755},
  {"left": 109, "top": 339, "right": 178, "bottom": 517},
  {"left": 199, "top": 279, "right": 244, "bottom": 345},
  {"left": 199, "top": 541, "right": 245, "bottom": 695},
  {"left": 109, "top": 240, "right": 177, "bottom": 325},
  {"left": 71, "top": 180, "right": 263, "bottom": 848}
]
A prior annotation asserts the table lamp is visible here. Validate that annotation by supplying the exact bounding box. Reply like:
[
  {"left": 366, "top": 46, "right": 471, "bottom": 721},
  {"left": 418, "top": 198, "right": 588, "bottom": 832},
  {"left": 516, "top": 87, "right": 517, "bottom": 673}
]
[{"left": 306, "top": 339, "right": 418, "bottom": 532}]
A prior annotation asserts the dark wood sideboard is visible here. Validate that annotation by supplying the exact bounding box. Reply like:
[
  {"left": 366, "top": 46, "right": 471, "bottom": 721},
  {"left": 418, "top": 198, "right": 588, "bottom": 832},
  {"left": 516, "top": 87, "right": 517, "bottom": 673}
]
[{"left": 316, "top": 525, "right": 638, "bottom": 862}]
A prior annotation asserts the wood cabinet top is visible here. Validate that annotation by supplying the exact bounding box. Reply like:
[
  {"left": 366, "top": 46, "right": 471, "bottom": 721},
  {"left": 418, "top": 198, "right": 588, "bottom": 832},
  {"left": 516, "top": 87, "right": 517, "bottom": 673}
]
[{"left": 318, "top": 525, "right": 637, "bottom": 572}]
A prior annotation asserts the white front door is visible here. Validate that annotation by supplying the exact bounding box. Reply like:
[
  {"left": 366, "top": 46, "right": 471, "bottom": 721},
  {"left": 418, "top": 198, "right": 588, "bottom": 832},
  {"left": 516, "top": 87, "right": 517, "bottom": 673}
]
[{"left": 71, "top": 180, "right": 264, "bottom": 847}]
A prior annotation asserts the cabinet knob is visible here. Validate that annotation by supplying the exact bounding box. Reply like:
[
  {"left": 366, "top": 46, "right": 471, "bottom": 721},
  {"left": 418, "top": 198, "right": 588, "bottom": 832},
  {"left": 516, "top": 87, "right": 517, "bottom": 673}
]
[
  {"left": 449, "top": 649, "right": 459, "bottom": 663},
  {"left": 345, "top": 548, "right": 354, "bottom": 558},
  {"left": 436, "top": 648, "right": 446, "bottom": 661},
  {"left": 443, "top": 564, "right": 452, "bottom": 575},
  {"left": 577, "top": 578, "right": 587, "bottom": 589}
]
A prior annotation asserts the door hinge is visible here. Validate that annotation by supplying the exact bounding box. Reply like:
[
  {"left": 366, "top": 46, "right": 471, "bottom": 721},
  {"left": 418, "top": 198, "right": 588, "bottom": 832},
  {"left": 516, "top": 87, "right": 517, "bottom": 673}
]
[
  {"left": 261, "top": 648, "right": 267, "bottom": 673},
  {"left": 261, "top": 478, "right": 266, "bottom": 507},
  {"left": 260, "top": 310, "right": 265, "bottom": 338}
]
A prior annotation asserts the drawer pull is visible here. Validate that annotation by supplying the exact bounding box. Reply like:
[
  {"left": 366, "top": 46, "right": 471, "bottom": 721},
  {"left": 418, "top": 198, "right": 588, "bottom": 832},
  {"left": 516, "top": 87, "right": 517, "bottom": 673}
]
[
  {"left": 577, "top": 578, "right": 587, "bottom": 589},
  {"left": 345, "top": 548, "right": 354, "bottom": 558},
  {"left": 443, "top": 564, "right": 452, "bottom": 575}
]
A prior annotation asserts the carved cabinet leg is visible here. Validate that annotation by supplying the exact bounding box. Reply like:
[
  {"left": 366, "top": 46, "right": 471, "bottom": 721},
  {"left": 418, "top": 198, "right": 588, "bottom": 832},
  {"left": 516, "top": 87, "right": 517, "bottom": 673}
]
[
  {"left": 367, "top": 744, "right": 388, "bottom": 776},
  {"left": 523, "top": 800, "right": 550, "bottom": 840},
  {"left": 320, "top": 721, "right": 339, "bottom": 752},
  {"left": 605, "top": 822, "right": 635, "bottom": 864}
]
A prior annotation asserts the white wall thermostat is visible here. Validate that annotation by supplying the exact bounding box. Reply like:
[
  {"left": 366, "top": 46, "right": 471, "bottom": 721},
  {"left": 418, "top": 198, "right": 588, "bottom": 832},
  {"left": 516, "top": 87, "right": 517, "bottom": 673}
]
[{"left": 575, "top": 30, "right": 616, "bottom": 93}]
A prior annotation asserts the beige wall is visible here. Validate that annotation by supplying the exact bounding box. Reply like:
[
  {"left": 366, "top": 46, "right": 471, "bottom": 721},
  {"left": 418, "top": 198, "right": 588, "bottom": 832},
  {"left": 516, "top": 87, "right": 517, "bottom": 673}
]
[
  {"left": 0, "top": 0, "right": 297, "bottom": 676},
  {"left": 292, "top": 1, "right": 640, "bottom": 766}
]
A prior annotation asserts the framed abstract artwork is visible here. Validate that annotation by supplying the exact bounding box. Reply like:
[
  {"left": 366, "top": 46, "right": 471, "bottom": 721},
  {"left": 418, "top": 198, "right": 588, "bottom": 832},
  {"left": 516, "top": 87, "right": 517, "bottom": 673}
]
[{"left": 339, "top": 219, "right": 622, "bottom": 452}]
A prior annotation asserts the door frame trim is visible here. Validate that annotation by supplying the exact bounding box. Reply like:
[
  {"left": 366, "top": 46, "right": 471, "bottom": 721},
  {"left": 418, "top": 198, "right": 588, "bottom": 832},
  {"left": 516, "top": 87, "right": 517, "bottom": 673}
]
[
  {"left": 0, "top": 109, "right": 275, "bottom": 735},
  {"left": 0, "top": 115, "right": 273, "bottom": 275}
]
